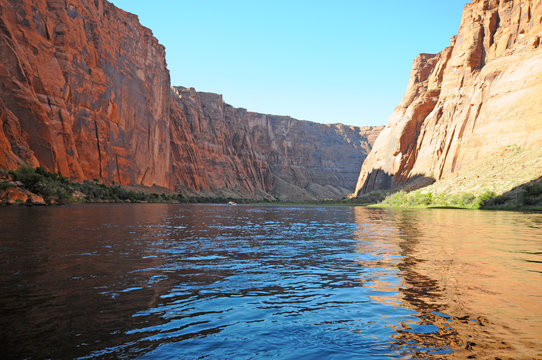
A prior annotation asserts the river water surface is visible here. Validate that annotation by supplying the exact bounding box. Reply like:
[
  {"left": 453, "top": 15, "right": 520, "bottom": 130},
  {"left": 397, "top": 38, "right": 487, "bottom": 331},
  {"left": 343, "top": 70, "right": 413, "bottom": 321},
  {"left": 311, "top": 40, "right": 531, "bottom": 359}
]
[{"left": 0, "top": 204, "right": 541, "bottom": 359}]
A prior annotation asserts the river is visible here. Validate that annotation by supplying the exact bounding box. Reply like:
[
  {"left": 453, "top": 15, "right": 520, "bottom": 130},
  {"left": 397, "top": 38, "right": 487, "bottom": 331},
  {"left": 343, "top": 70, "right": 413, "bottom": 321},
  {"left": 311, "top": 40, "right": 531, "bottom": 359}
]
[{"left": 0, "top": 204, "right": 541, "bottom": 359}]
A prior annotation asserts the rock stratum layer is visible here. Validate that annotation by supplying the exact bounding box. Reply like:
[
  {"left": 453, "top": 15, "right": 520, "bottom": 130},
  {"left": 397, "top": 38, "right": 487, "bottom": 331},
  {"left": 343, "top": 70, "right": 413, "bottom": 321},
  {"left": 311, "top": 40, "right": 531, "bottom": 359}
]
[
  {"left": 0, "top": 0, "right": 381, "bottom": 200},
  {"left": 355, "top": 0, "right": 542, "bottom": 195}
]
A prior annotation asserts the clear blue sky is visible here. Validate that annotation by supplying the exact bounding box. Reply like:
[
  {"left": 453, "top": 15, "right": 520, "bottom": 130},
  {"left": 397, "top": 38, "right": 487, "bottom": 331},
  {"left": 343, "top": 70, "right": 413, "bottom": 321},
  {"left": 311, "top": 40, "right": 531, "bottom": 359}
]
[{"left": 110, "top": 0, "right": 470, "bottom": 127}]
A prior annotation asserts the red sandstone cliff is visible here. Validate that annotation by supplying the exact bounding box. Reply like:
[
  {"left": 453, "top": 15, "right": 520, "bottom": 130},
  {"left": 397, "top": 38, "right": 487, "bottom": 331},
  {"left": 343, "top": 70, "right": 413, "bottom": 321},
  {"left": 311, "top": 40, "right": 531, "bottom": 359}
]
[
  {"left": 355, "top": 0, "right": 542, "bottom": 195},
  {"left": 170, "top": 87, "right": 382, "bottom": 200},
  {"left": 169, "top": 87, "right": 274, "bottom": 199},
  {"left": 0, "top": 0, "right": 382, "bottom": 200},
  {"left": 0, "top": 0, "right": 171, "bottom": 187}
]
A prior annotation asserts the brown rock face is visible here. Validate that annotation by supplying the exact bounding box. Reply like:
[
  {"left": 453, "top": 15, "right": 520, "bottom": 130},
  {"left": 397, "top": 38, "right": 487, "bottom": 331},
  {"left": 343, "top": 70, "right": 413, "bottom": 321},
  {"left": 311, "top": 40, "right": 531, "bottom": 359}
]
[
  {"left": 169, "top": 87, "right": 274, "bottom": 199},
  {"left": 355, "top": 0, "right": 542, "bottom": 195},
  {"left": 259, "top": 119, "right": 382, "bottom": 200},
  {"left": 0, "top": 0, "right": 171, "bottom": 187},
  {"left": 171, "top": 87, "right": 383, "bottom": 200},
  {"left": 0, "top": 0, "right": 382, "bottom": 200}
]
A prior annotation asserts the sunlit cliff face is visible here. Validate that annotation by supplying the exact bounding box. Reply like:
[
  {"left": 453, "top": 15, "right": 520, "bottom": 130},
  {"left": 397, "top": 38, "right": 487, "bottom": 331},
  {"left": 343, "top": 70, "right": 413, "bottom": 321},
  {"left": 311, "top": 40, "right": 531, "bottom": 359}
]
[
  {"left": 355, "top": 0, "right": 542, "bottom": 196},
  {"left": 352, "top": 207, "right": 542, "bottom": 359}
]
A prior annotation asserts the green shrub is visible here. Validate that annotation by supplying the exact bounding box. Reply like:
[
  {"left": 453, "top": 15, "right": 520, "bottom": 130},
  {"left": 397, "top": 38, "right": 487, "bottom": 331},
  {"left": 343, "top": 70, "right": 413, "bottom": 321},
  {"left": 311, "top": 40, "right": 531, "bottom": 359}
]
[
  {"left": 5, "top": 166, "right": 191, "bottom": 204},
  {"left": 522, "top": 183, "right": 542, "bottom": 206},
  {"left": 9, "top": 165, "right": 74, "bottom": 204},
  {"left": 377, "top": 188, "right": 497, "bottom": 209},
  {"left": 474, "top": 191, "right": 496, "bottom": 208},
  {"left": 505, "top": 144, "right": 522, "bottom": 154},
  {"left": 349, "top": 190, "right": 389, "bottom": 205},
  {"left": 380, "top": 191, "right": 408, "bottom": 207},
  {"left": 447, "top": 193, "right": 476, "bottom": 208},
  {"left": 409, "top": 191, "right": 433, "bottom": 206},
  {"left": 0, "top": 182, "right": 13, "bottom": 191},
  {"left": 484, "top": 194, "right": 510, "bottom": 206}
]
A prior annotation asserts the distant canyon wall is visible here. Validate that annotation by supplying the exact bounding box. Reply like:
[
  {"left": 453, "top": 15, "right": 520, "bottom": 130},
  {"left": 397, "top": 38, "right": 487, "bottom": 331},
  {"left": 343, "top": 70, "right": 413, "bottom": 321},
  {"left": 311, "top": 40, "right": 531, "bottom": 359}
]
[
  {"left": 0, "top": 0, "right": 381, "bottom": 200},
  {"left": 170, "top": 87, "right": 382, "bottom": 200},
  {"left": 355, "top": 0, "right": 542, "bottom": 195}
]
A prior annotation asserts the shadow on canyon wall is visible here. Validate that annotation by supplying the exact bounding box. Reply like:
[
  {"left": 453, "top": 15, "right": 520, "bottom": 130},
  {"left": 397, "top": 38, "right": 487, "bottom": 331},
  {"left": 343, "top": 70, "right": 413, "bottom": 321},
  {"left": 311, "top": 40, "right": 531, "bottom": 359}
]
[
  {"left": 353, "top": 171, "right": 436, "bottom": 204},
  {"left": 357, "top": 168, "right": 436, "bottom": 196},
  {"left": 481, "top": 176, "right": 542, "bottom": 211}
]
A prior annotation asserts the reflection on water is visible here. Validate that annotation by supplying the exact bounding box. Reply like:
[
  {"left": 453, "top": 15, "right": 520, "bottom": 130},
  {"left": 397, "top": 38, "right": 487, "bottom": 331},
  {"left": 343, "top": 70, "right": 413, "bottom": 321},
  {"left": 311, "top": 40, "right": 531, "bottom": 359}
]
[
  {"left": 353, "top": 208, "right": 542, "bottom": 359},
  {"left": 0, "top": 204, "right": 540, "bottom": 359}
]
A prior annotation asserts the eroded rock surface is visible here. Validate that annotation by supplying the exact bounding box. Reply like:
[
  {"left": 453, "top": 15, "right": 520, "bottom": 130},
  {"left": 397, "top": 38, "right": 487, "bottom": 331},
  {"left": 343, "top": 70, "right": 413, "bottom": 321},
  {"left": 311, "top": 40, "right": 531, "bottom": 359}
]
[
  {"left": 355, "top": 0, "right": 542, "bottom": 195},
  {"left": 171, "top": 87, "right": 383, "bottom": 200},
  {"left": 0, "top": 0, "right": 382, "bottom": 200},
  {"left": 0, "top": 0, "right": 171, "bottom": 187}
]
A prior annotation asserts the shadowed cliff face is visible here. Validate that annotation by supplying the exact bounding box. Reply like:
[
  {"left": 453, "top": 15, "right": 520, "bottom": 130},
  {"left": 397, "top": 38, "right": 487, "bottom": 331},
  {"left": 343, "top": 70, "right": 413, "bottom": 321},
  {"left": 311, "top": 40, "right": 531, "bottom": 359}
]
[
  {"left": 0, "top": 0, "right": 382, "bottom": 200},
  {"left": 260, "top": 117, "right": 382, "bottom": 200},
  {"left": 355, "top": 0, "right": 542, "bottom": 195},
  {"left": 171, "top": 87, "right": 383, "bottom": 200}
]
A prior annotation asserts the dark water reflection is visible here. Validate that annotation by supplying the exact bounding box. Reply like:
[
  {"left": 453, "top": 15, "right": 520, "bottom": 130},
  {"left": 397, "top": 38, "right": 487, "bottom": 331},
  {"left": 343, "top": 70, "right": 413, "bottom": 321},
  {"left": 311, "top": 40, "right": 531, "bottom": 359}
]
[{"left": 0, "top": 204, "right": 540, "bottom": 359}]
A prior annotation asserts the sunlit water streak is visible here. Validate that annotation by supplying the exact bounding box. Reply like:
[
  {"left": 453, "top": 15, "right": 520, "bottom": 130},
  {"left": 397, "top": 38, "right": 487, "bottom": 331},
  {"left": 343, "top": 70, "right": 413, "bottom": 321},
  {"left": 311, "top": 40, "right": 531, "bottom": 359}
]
[{"left": 0, "top": 204, "right": 541, "bottom": 359}]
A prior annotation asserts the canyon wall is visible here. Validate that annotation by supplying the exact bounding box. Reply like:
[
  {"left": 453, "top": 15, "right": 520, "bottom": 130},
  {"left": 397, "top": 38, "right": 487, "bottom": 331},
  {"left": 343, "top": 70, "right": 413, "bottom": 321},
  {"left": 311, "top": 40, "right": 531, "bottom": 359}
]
[
  {"left": 0, "top": 0, "right": 171, "bottom": 187},
  {"left": 355, "top": 0, "right": 542, "bottom": 195},
  {"left": 170, "top": 87, "right": 382, "bottom": 200},
  {"left": 0, "top": 0, "right": 381, "bottom": 200}
]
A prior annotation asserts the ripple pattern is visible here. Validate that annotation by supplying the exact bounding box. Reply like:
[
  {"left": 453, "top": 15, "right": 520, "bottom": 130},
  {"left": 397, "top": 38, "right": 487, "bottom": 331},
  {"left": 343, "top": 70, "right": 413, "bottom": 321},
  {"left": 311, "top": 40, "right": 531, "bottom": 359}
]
[{"left": 0, "top": 204, "right": 541, "bottom": 359}]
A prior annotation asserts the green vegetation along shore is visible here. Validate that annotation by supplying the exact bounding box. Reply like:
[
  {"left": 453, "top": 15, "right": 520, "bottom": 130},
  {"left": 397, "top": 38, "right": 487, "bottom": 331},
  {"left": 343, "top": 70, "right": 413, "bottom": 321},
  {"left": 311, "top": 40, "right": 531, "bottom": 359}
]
[
  {"left": 2, "top": 166, "right": 540, "bottom": 211},
  {"left": 343, "top": 179, "right": 542, "bottom": 211},
  {"left": 352, "top": 145, "right": 542, "bottom": 211},
  {"left": 373, "top": 186, "right": 541, "bottom": 211},
  {"left": 0, "top": 166, "right": 270, "bottom": 206}
]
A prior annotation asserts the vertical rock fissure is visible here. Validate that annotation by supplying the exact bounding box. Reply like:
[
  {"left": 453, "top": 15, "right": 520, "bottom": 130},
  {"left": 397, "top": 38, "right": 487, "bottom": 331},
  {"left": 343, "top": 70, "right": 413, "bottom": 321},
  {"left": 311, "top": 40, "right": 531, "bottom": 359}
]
[
  {"left": 488, "top": 11, "right": 500, "bottom": 47},
  {"left": 147, "top": 119, "right": 151, "bottom": 153},
  {"left": 479, "top": 25, "right": 487, "bottom": 69},
  {"left": 438, "top": 127, "right": 457, "bottom": 180},
  {"left": 115, "top": 154, "right": 121, "bottom": 185},
  {"left": 93, "top": 119, "right": 102, "bottom": 178}
]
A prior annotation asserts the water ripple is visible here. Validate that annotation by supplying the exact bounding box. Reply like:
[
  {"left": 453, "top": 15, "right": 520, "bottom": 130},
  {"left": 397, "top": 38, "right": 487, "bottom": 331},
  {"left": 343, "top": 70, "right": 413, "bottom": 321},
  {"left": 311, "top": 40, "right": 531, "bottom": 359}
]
[{"left": 0, "top": 204, "right": 541, "bottom": 359}]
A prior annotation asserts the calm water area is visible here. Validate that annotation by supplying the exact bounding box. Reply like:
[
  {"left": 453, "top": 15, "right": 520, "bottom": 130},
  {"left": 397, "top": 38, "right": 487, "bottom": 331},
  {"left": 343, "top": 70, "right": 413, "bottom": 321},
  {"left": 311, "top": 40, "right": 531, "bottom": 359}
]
[{"left": 0, "top": 204, "right": 541, "bottom": 359}]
